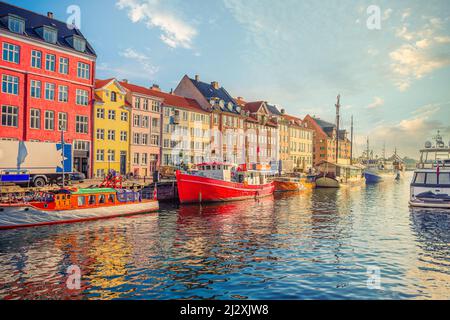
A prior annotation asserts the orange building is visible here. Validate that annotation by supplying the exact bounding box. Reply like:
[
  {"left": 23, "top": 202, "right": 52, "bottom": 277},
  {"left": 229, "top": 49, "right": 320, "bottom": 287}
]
[{"left": 303, "top": 115, "right": 351, "bottom": 166}]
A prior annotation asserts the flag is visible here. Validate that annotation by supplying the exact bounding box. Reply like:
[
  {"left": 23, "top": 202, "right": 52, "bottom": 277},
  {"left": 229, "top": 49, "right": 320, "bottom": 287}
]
[
  {"left": 437, "top": 162, "right": 440, "bottom": 178},
  {"left": 17, "top": 141, "right": 28, "bottom": 170},
  {"left": 153, "top": 183, "right": 158, "bottom": 200}
]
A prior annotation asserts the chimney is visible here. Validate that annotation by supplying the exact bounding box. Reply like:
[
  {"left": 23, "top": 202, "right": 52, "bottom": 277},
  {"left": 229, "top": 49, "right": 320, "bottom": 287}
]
[
  {"left": 122, "top": 79, "right": 128, "bottom": 83},
  {"left": 211, "top": 81, "right": 219, "bottom": 89},
  {"left": 170, "top": 88, "right": 173, "bottom": 94},
  {"left": 151, "top": 84, "right": 160, "bottom": 91},
  {"left": 47, "top": 12, "right": 54, "bottom": 19},
  {"left": 195, "top": 75, "right": 200, "bottom": 81}
]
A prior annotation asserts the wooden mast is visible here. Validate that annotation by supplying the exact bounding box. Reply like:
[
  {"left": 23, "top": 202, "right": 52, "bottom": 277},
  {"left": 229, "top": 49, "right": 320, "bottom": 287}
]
[{"left": 335, "top": 94, "right": 341, "bottom": 164}]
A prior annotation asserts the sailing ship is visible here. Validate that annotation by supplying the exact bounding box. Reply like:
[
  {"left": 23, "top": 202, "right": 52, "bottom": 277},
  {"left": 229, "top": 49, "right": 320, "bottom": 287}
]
[
  {"left": 363, "top": 140, "right": 404, "bottom": 183},
  {"left": 176, "top": 162, "right": 274, "bottom": 204},
  {"left": 315, "top": 161, "right": 364, "bottom": 188},
  {"left": 409, "top": 131, "right": 450, "bottom": 209}
]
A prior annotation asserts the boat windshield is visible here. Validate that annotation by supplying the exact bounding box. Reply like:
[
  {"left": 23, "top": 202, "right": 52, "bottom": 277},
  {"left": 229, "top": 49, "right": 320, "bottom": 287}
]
[{"left": 413, "top": 172, "right": 450, "bottom": 185}]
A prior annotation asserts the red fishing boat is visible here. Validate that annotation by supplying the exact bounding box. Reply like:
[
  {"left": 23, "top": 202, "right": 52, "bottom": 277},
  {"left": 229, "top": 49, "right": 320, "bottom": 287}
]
[{"left": 176, "top": 162, "right": 274, "bottom": 204}]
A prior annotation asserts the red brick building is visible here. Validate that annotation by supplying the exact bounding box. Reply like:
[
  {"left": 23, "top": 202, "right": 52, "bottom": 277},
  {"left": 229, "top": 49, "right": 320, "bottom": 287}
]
[{"left": 0, "top": 3, "right": 96, "bottom": 176}]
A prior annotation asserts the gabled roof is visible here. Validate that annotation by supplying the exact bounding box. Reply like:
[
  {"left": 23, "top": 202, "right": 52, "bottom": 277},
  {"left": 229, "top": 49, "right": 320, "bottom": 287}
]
[
  {"left": 145, "top": 88, "right": 207, "bottom": 114},
  {"left": 95, "top": 78, "right": 127, "bottom": 94},
  {"left": 119, "top": 81, "right": 206, "bottom": 113},
  {"left": 189, "top": 77, "right": 239, "bottom": 114},
  {"left": 0, "top": 1, "right": 96, "bottom": 56},
  {"left": 243, "top": 101, "right": 265, "bottom": 114},
  {"left": 283, "top": 114, "right": 304, "bottom": 127},
  {"left": 266, "top": 104, "right": 282, "bottom": 116}
]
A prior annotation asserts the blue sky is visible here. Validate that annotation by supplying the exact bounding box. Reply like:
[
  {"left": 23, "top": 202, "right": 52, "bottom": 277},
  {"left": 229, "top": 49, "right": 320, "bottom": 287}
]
[{"left": 8, "top": 0, "right": 450, "bottom": 158}]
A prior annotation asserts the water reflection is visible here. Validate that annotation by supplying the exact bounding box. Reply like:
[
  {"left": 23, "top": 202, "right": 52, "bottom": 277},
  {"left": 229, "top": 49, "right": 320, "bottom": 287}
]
[{"left": 1, "top": 176, "right": 450, "bottom": 299}]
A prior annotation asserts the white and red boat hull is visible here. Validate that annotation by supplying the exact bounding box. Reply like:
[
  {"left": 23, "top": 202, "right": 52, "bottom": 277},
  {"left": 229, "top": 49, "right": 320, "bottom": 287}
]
[
  {"left": 176, "top": 171, "right": 274, "bottom": 204},
  {"left": 0, "top": 200, "right": 159, "bottom": 230}
]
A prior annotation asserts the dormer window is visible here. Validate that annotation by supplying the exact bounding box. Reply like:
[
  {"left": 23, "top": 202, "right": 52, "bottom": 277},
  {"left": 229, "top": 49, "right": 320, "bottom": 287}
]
[
  {"left": 7, "top": 15, "right": 25, "bottom": 34},
  {"left": 66, "top": 35, "right": 86, "bottom": 52},
  {"left": 36, "top": 26, "right": 58, "bottom": 44}
]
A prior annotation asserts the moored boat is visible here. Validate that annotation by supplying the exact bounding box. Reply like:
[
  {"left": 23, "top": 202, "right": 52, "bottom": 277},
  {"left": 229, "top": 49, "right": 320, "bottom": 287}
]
[
  {"left": 315, "top": 161, "right": 364, "bottom": 188},
  {"left": 409, "top": 131, "right": 450, "bottom": 209},
  {"left": 176, "top": 162, "right": 274, "bottom": 204},
  {"left": 273, "top": 177, "right": 303, "bottom": 192},
  {"left": 0, "top": 187, "right": 159, "bottom": 230}
]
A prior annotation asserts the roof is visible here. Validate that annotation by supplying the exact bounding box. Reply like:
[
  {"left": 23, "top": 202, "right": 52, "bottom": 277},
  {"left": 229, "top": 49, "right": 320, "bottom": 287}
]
[
  {"left": 146, "top": 88, "right": 207, "bottom": 113},
  {"left": 119, "top": 81, "right": 206, "bottom": 113},
  {"left": 95, "top": 78, "right": 114, "bottom": 89},
  {"left": 94, "top": 93, "right": 103, "bottom": 103},
  {"left": 243, "top": 101, "right": 264, "bottom": 113},
  {"left": 235, "top": 97, "right": 247, "bottom": 106},
  {"left": 266, "top": 104, "right": 282, "bottom": 116},
  {"left": 283, "top": 114, "right": 304, "bottom": 127},
  {"left": 72, "top": 188, "right": 117, "bottom": 195},
  {"left": 189, "top": 77, "right": 239, "bottom": 114},
  {"left": 0, "top": 1, "right": 96, "bottom": 57}
]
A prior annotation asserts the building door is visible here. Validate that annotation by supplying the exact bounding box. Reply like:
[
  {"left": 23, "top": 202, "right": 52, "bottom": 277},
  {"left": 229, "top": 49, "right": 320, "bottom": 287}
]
[
  {"left": 81, "top": 158, "right": 88, "bottom": 177},
  {"left": 74, "top": 157, "right": 81, "bottom": 173},
  {"left": 120, "top": 152, "right": 127, "bottom": 175}
]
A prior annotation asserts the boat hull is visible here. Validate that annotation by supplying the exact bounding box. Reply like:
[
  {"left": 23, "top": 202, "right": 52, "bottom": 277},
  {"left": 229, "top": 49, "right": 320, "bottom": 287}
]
[
  {"left": 315, "top": 176, "right": 340, "bottom": 188},
  {"left": 409, "top": 199, "right": 450, "bottom": 209},
  {"left": 273, "top": 180, "right": 302, "bottom": 192},
  {"left": 176, "top": 172, "right": 274, "bottom": 204},
  {"left": 364, "top": 171, "right": 383, "bottom": 183},
  {"left": 0, "top": 200, "right": 159, "bottom": 230}
]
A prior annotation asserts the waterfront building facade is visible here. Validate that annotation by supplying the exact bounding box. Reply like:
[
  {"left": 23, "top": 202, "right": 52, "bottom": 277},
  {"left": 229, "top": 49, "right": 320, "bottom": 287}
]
[
  {"left": 303, "top": 115, "right": 351, "bottom": 166},
  {"left": 283, "top": 114, "right": 314, "bottom": 171},
  {"left": 174, "top": 75, "right": 246, "bottom": 164},
  {"left": 241, "top": 101, "right": 278, "bottom": 165},
  {"left": 146, "top": 85, "right": 211, "bottom": 167},
  {"left": 93, "top": 78, "right": 130, "bottom": 177},
  {"left": 0, "top": 3, "right": 96, "bottom": 177},
  {"left": 119, "top": 81, "right": 162, "bottom": 178}
]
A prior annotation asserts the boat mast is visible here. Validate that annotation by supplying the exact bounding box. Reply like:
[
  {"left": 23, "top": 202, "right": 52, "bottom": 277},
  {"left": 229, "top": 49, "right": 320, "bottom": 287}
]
[
  {"left": 350, "top": 115, "right": 354, "bottom": 165},
  {"left": 60, "top": 126, "right": 65, "bottom": 187},
  {"left": 335, "top": 94, "right": 340, "bottom": 164},
  {"left": 366, "top": 137, "right": 370, "bottom": 164}
]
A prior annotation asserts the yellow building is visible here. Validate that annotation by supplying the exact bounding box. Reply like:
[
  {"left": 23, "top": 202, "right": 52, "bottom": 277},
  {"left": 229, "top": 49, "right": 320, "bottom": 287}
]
[
  {"left": 93, "top": 79, "right": 130, "bottom": 177},
  {"left": 284, "top": 114, "right": 314, "bottom": 172}
]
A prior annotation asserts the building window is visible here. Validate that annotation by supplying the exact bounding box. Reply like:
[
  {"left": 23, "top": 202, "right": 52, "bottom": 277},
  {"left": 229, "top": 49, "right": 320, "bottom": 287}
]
[
  {"left": 58, "top": 112, "right": 67, "bottom": 131},
  {"left": 44, "top": 110, "right": 54, "bottom": 130},
  {"left": 133, "top": 153, "right": 140, "bottom": 165},
  {"left": 107, "top": 150, "right": 115, "bottom": 162},
  {"left": 107, "top": 130, "right": 116, "bottom": 141},
  {"left": 77, "top": 62, "right": 90, "bottom": 80},
  {"left": 111, "top": 91, "right": 117, "bottom": 102},
  {"left": 121, "top": 112, "right": 128, "bottom": 121},
  {"left": 59, "top": 57, "right": 69, "bottom": 74},
  {"left": 30, "top": 109, "right": 40, "bottom": 129},
  {"left": 45, "top": 83, "right": 55, "bottom": 100},
  {"left": 142, "top": 134, "right": 148, "bottom": 145},
  {"left": 42, "top": 27, "right": 57, "bottom": 44},
  {"left": 72, "top": 37, "right": 86, "bottom": 52},
  {"left": 96, "top": 129, "right": 104, "bottom": 140},
  {"left": 2, "top": 74, "right": 19, "bottom": 95},
  {"left": 58, "top": 85, "right": 68, "bottom": 102},
  {"left": 2, "top": 43, "right": 20, "bottom": 64},
  {"left": 151, "top": 101, "right": 160, "bottom": 113},
  {"left": 96, "top": 149, "right": 105, "bottom": 161},
  {"left": 143, "top": 99, "right": 149, "bottom": 111},
  {"left": 134, "top": 97, "right": 140, "bottom": 109},
  {"left": 76, "top": 89, "right": 89, "bottom": 106},
  {"left": 108, "top": 110, "right": 116, "bottom": 120},
  {"left": 151, "top": 135, "right": 160, "bottom": 146},
  {"left": 75, "top": 115, "right": 88, "bottom": 134},
  {"left": 142, "top": 116, "right": 149, "bottom": 128},
  {"left": 141, "top": 153, "right": 148, "bottom": 165},
  {"left": 133, "top": 115, "right": 140, "bottom": 127},
  {"left": 8, "top": 15, "right": 25, "bottom": 34},
  {"left": 1, "top": 105, "right": 18, "bottom": 127},
  {"left": 120, "top": 131, "right": 127, "bottom": 141},
  {"left": 45, "top": 54, "right": 56, "bottom": 71},
  {"left": 133, "top": 133, "right": 140, "bottom": 144},
  {"left": 97, "top": 108, "right": 105, "bottom": 119},
  {"left": 31, "top": 50, "right": 42, "bottom": 68},
  {"left": 30, "top": 80, "right": 41, "bottom": 98}
]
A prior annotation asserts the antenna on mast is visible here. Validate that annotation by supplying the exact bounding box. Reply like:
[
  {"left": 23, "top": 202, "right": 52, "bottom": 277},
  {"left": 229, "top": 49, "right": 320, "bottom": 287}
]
[{"left": 350, "top": 115, "right": 354, "bottom": 165}]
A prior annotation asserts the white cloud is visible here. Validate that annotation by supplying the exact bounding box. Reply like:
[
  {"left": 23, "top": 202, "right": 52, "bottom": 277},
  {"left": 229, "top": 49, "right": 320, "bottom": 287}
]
[
  {"left": 119, "top": 48, "right": 159, "bottom": 75},
  {"left": 390, "top": 14, "right": 450, "bottom": 91},
  {"left": 366, "top": 97, "right": 384, "bottom": 109},
  {"left": 401, "top": 8, "right": 411, "bottom": 21},
  {"left": 116, "top": 0, "right": 197, "bottom": 49},
  {"left": 357, "top": 102, "right": 450, "bottom": 158}
]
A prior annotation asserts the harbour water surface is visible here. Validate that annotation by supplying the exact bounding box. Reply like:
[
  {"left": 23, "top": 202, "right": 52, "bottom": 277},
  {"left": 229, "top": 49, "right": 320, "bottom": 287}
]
[{"left": 1, "top": 172, "right": 450, "bottom": 299}]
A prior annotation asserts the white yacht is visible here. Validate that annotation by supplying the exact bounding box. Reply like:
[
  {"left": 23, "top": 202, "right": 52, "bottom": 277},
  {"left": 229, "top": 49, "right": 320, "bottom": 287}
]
[{"left": 409, "top": 131, "right": 450, "bottom": 209}]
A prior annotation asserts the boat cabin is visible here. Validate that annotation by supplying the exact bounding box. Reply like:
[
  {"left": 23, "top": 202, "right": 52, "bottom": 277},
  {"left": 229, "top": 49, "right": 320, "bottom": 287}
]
[
  {"left": 31, "top": 188, "right": 142, "bottom": 211},
  {"left": 316, "top": 161, "right": 363, "bottom": 182},
  {"left": 194, "top": 162, "right": 270, "bottom": 185}
]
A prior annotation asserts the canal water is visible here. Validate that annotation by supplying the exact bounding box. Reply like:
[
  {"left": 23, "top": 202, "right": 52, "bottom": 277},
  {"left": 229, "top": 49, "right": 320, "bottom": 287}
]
[{"left": 1, "top": 172, "right": 449, "bottom": 300}]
